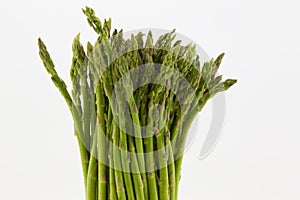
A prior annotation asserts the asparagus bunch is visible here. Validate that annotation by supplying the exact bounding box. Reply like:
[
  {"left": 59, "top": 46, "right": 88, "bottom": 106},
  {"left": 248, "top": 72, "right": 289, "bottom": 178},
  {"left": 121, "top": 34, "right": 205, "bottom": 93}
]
[{"left": 38, "top": 6, "right": 236, "bottom": 200}]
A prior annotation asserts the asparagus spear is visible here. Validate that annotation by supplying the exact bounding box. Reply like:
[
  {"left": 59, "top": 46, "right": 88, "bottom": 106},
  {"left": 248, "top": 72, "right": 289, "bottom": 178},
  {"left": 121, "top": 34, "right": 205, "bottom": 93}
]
[{"left": 38, "top": 38, "right": 90, "bottom": 194}]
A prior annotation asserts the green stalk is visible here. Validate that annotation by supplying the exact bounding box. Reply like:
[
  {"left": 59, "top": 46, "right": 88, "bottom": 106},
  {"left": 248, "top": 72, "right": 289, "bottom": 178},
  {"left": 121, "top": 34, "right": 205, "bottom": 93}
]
[
  {"left": 174, "top": 107, "right": 198, "bottom": 200},
  {"left": 155, "top": 105, "right": 169, "bottom": 200},
  {"left": 86, "top": 131, "right": 98, "bottom": 200},
  {"left": 144, "top": 98, "right": 159, "bottom": 200},
  {"left": 129, "top": 97, "right": 148, "bottom": 199},
  {"left": 108, "top": 160, "right": 117, "bottom": 200},
  {"left": 156, "top": 132, "right": 169, "bottom": 200},
  {"left": 128, "top": 135, "right": 145, "bottom": 200},
  {"left": 75, "top": 130, "right": 90, "bottom": 192},
  {"left": 166, "top": 111, "right": 175, "bottom": 200},
  {"left": 167, "top": 137, "right": 176, "bottom": 200},
  {"left": 73, "top": 33, "right": 91, "bottom": 149},
  {"left": 112, "top": 121, "right": 127, "bottom": 200},
  {"left": 138, "top": 98, "right": 149, "bottom": 200},
  {"left": 95, "top": 83, "right": 107, "bottom": 200},
  {"left": 106, "top": 106, "right": 117, "bottom": 200},
  {"left": 80, "top": 63, "right": 91, "bottom": 149}
]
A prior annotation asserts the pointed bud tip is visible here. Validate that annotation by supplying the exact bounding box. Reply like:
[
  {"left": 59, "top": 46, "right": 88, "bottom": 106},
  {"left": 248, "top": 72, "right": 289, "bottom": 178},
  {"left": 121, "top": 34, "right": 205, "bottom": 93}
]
[
  {"left": 75, "top": 33, "right": 81, "bottom": 40},
  {"left": 38, "top": 38, "right": 46, "bottom": 49},
  {"left": 224, "top": 79, "right": 237, "bottom": 89}
]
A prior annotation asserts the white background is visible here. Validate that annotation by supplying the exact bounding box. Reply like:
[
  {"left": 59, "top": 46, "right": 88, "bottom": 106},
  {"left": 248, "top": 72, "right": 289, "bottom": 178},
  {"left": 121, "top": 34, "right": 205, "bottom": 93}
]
[{"left": 1, "top": 0, "right": 300, "bottom": 199}]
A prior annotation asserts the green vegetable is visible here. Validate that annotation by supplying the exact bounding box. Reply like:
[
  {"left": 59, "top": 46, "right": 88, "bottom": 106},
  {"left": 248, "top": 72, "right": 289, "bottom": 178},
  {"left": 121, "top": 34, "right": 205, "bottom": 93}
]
[{"left": 38, "top": 6, "right": 236, "bottom": 200}]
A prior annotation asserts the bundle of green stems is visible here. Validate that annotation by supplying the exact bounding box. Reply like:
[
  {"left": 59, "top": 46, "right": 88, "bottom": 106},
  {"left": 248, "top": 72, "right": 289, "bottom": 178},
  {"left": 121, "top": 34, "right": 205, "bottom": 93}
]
[{"left": 38, "top": 7, "right": 236, "bottom": 200}]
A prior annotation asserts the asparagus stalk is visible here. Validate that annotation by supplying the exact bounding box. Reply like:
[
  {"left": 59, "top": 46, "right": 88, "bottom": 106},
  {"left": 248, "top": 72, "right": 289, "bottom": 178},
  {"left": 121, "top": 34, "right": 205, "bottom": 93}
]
[
  {"left": 144, "top": 98, "right": 159, "bottom": 200},
  {"left": 107, "top": 106, "right": 118, "bottom": 200},
  {"left": 95, "top": 82, "right": 107, "bottom": 199},
  {"left": 38, "top": 38, "right": 90, "bottom": 193},
  {"left": 112, "top": 120, "right": 127, "bottom": 200}
]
